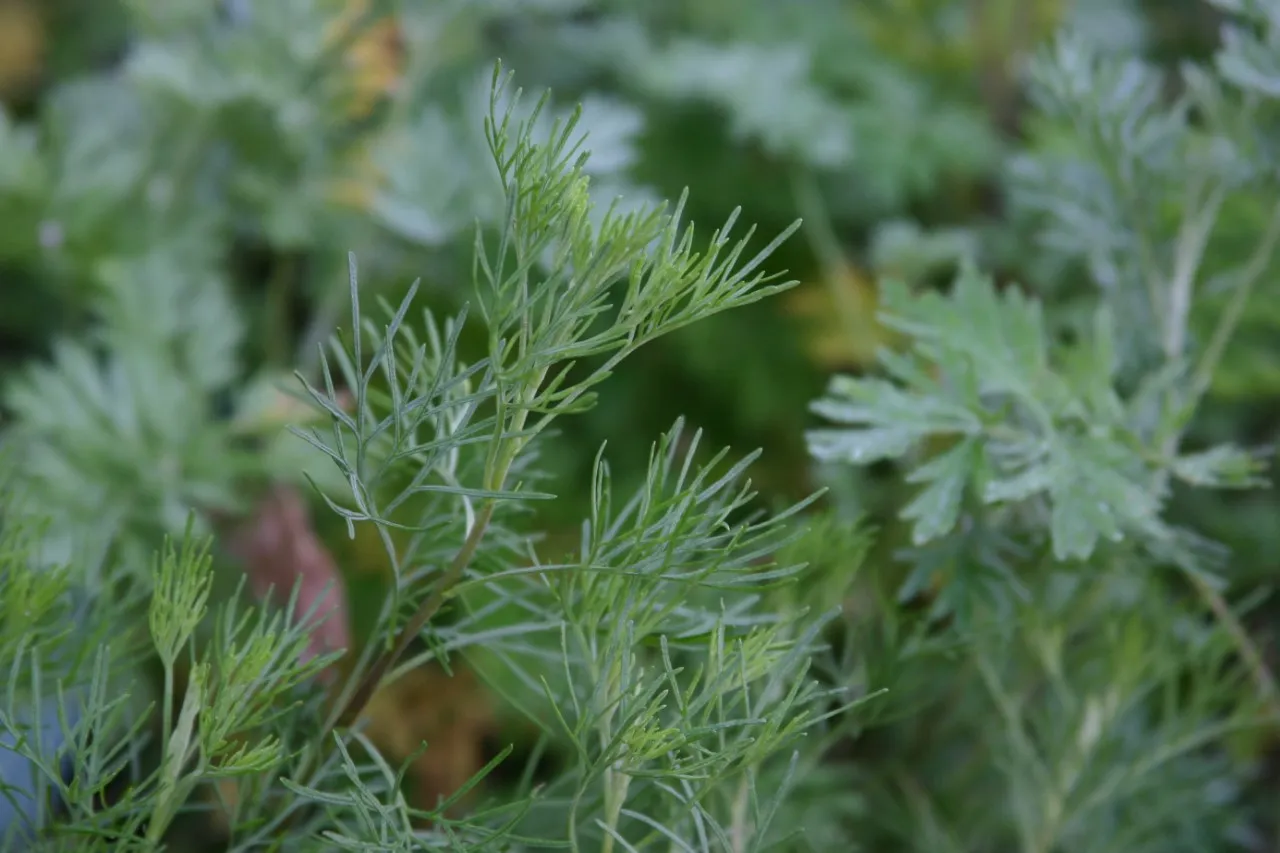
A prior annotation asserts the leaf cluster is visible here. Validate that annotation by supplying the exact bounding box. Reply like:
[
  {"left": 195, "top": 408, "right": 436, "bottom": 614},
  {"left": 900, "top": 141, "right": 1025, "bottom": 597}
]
[{"left": 1, "top": 57, "right": 852, "bottom": 852}]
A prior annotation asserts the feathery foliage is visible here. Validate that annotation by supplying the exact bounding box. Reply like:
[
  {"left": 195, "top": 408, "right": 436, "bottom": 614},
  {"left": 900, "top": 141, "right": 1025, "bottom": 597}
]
[
  {"left": 0, "top": 62, "right": 861, "bottom": 851},
  {"left": 6, "top": 1, "right": 1280, "bottom": 850}
]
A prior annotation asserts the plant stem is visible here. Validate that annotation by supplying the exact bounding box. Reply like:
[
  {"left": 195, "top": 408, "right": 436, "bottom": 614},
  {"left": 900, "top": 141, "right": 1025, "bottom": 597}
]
[
  {"left": 600, "top": 766, "right": 631, "bottom": 853},
  {"left": 729, "top": 776, "right": 751, "bottom": 852},
  {"left": 161, "top": 662, "right": 174, "bottom": 756},
  {"left": 323, "top": 369, "right": 542, "bottom": 737},
  {"left": 332, "top": 498, "right": 497, "bottom": 728},
  {"left": 1188, "top": 197, "right": 1280, "bottom": 405},
  {"left": 1197, "top": 573, "right": 1280, "bottom": 701},
  {"left": 1157, "top": 194, "right": 1280, "bottom": 712},
  {"left": 1162, "top": 180, "right": 1223, "bottom": 362}
]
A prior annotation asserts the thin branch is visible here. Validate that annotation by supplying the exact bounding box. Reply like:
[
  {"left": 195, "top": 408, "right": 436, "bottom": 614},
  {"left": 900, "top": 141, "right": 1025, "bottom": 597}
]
[
  {"left": 1162, "top": 179, "right": 1224, "bottom": 361},
  {"left": 1194, "top": 573, "right": 1280, "bottom": 706},
  {"left": 1188, "top": 196, "right": 1280, "bottom": 404},
  {"left": 332, "top": 499, "right": 497, "bottom": 728},
  {"left": 1156, "top": 195, "right": 1280, "bottom": 714}
]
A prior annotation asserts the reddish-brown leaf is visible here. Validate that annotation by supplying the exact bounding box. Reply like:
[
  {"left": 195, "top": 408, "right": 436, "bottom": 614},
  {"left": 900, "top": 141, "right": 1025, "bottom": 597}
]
[{"left": 221, "top": 484, "right": 351, "bottom": 684}]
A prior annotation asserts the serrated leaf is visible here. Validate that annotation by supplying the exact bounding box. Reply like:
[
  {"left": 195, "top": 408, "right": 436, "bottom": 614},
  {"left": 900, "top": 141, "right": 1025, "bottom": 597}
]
[
  {"left": 807, "top": 373, "right": 981, "bottom": 465},
  {"left": 1049, "top": 477, "right": 1109, "bottom": 561},
  {"left": 811, "top": 373, "right": 981, "bottom": 427},
  {"left": 901, "top": 438, "right": 979, "bottom": 545},
  {"left": 984, "top": 460, "right": 1055, "bottom": 504},
  {"left": 807, "top": 426, "right": 915, "bottom": 464},
  {"left": 876, "top": 267, "right": 1059, "bottom": 408},
  {"left": 1046, "top": 434, "right": 1160, "bottom": 561},
  {"left": 1059, "top": 304, "right": 1127, "bottom": 423},
  {"left": 1171, "top": 445, "right": 1270, "bottom": 489},
  {"left": 806, "top": 261, "right": 1177, "bottom": 565}
]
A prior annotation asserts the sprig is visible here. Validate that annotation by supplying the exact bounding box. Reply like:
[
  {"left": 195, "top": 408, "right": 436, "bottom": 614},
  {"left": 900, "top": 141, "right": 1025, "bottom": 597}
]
[
  {"left": 290, "top": 63, "right": 805, "bottom": 743},
  {"left": 802, "top": 16, "right": 1280, "bottom": 850}
]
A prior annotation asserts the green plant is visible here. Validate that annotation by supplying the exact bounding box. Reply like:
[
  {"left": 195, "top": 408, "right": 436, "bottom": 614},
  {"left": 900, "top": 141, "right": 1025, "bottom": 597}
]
[
  {"left": 0, "top": 65, "right": 870, "bottom": 851},
  {"left": 803, "top": 7, "right": 1280, "bottom": 851},
  {"left": 11, "top": 1, "right": 1280, "bottom": 851}
]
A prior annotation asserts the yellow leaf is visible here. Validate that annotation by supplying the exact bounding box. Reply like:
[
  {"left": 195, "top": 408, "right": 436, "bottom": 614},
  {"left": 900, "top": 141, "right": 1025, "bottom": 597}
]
[
  {"left": 785, "top": 263, "right": 889, "bottom": 370},
  {"left": 321, "top": 2, "right": 419, "bottom": 213},
  {"left": 324, "top": 0, "right": 404, "bottom": 120},
  {"left": 360, "top": 664, "right": 495, "bottom": 816},
  {"left": 0, "top": 0, "right": 44, "bottom": 101}
]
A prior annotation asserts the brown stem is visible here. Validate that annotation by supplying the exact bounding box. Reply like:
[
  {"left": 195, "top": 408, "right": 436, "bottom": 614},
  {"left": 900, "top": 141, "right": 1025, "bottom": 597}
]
[
  {"left": 1193, "top": 573, "right": 1280, "bottom": 713},
  {"left": 278, "top": 498, "right": 498, "bottom": 823},
  {"left": 332, "top": 500, "right": 497, "bottom": 728}
]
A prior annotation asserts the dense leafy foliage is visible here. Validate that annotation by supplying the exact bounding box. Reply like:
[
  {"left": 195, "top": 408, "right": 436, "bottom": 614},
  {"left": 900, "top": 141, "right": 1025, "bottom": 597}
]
[{"left": 4, "top": 0, "right": 1280, "bottom": 850}]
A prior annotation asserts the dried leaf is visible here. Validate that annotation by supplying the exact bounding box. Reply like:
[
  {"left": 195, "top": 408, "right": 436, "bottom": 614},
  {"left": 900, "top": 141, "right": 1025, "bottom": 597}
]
[
  {"left": 326, "top": 0, "right": 404, "bottom": 120},
  {"left": 0, "top": 0, "right": 44, "bottom": 101},
  {"left": 784, "top": 263, "right": 887, "bottom": 369},
  {"left": 360, "top": 664, "right": 496, "bottom": 816},
  {"left": 221, "top": 484, "right": 352, "bottom": 684}
]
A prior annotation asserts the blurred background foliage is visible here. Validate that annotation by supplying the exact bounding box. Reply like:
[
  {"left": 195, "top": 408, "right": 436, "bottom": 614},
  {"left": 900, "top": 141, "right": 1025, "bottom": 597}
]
[{"left": 4, "top": 0, "right": 1280, "bottom": 848}]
